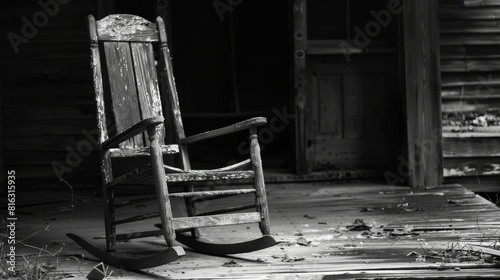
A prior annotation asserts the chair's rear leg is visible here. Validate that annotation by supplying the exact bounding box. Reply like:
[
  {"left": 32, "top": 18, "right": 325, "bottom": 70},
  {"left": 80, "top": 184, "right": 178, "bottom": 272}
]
[
  {"left": 184, "top": 186, "right": 201, "bottom": 238},
  {"left": 102, "top": 186, "right": 117, "bottom": 251},
  {"left": 249, "top": 127, "right": 271, "bottom": 235},
  {"left": 149, "top": 126, "right": 176, "bottom": 247},
  {"left": 101, "top": 152, "right": 117, "bottom": 251}
]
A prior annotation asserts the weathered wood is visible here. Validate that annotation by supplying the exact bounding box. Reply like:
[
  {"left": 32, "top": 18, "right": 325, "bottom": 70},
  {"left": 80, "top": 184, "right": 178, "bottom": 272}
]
[
  {"left": 442, "top": 86, "right": 500, "bottom": 98},
  {"left": 441, "top": 59, "right": 500, "bottom": 72},
  {"left": 169, "top": 189, "right": 256, "bottom": 198},
  {"left": 87, "top": 14, "right": 274, "bottom": 254},
  {"left": 16, "top": 181, "right": 500, "bottom": 278},
  {"left": 442, "top": 72, "right": 500, "bottom": 88},
  {"left": 464, "top": 0, "right": 500, "bottom": 6},
  {"left": 101, "top": 151, "right": 115, "bottom": 251},
  {"left": 443, "top": 126, "right": 500, "bottom": 137},
  {"left": 108, "top": 145, "right": 179, "bottom": 158},
  {"left": 443, "top": 137, "right": 500, "bottom": 157},
  {"left": 293, "top": 0, "right": 308, "bottom": 175},
  {"left": 442, "top": 98, "right": 500, "bottom": 113},
  {"left": 442, "top": 34, "right": 500, "bottom": 46},
  {"left": 196, "top": 204, "right": 257, "bottom": 216},
  {"left": 148, "top": 125, "right": 176, "bottom": 247},
  {"left": 440, "top": 7, "right": 500, "bottom": 20},
  {"left": 116, "top": 230, "right": 162, "bottom": 241},
  {"left": 250, "top": 127, "right": 270, "bottom": 235},
  {"left": 131, "top": 42, "right": 164, "bottom": 144},
  {"left": 444, "top": 157, "right": 500, "bottom": 176},
  {"left": 172, "top": 213, "right": 261, "bottom": 231},
  {"left": 180, "top": 117, "right": 267, "bottom": 145},
  {"left": 199, "top": 159, "right": 251, "bottom": 172},
  {"left": 104, "top": 42, "right": 144, "bottom": 149},
  {"left": 113, "top": 196, "right": 157, "bottom": 209},
  {"left": 175, "top": 234, "right": 276, "bottom": 256},
  {"left": 441, "top": 45, "right": 500, "bottom": 60},
  {"left": 66, "top": 233, "right": 185, "bottom": 270},
  {"left": 88, "top": 15, "right": 108, "bottom": 145},
  {"left": 440, "top": 20, "right": 500, "bottom": 34},
  {"left": 439, "top": 1, "right": 500, "bottom": 179},
  {"left": 403, "top": 0, "right": 444, "bottom": 188},
  {"left": 166, "top": 170, "right": 255, "bottom": 183},
  {"left": 101, "top": 116, "right": 164, "bottom": 149},
  {"left": 97, "top": 14, "right": 158, "bottom": 42},
  {"left": 112, "top": 212, "right": 161, "bottom": 226}
]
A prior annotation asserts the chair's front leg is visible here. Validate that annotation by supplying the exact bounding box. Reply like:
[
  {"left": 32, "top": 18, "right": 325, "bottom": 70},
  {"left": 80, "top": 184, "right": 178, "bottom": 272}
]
[
  {"left": 101, "top": 150, "right": 116, "bottom": 251},
  {"left": 148, "top": 125, "right": 176, "bottom": 247},
  {"left": 249, "top": 126, "right": 271, "bottom": 235}
]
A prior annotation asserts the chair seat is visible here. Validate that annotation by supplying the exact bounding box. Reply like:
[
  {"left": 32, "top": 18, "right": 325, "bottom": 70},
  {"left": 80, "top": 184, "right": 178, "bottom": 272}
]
[{"left": 108, "top": 164, "right": 255, "bottom": 187}]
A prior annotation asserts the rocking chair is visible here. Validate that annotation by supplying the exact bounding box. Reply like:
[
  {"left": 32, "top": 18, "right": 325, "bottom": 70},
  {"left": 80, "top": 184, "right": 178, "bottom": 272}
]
[{"left": 67, "top": 14, "right": 276, "bottom": 269}]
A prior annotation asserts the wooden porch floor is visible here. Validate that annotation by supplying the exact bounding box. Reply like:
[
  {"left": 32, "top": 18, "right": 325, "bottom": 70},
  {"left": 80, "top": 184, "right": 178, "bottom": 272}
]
[{"left": 2, "top": 182, "right": 500, "bottom": 279}]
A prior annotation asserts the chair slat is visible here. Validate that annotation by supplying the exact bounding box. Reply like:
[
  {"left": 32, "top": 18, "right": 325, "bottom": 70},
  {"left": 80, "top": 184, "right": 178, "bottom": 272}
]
[
  {"left": 113, "top": 212, "right": 160, "bottom": 226},
  {"left": 116, "top": 230, "right": 162, "bottom": 241},
  {"left": 165, "top": 171, "right": 255, "bottom": 182},
  {"left": 104, "top": 42, "right": 144, "bottom": 148},
  {"left": 131, "top": 43, "right": 162, "bottom": 118},
  {"left": 172, "top": 213, "right": 262, "bottom": 231},
  {"left": 168, "top": 189, "right": 256, "bottom": 198},
  {"left": 131, "top": 42, "right": 165, "bottom": 145},
  {"left": 196, "top": 204, "right": 257, "bottom": 216}
]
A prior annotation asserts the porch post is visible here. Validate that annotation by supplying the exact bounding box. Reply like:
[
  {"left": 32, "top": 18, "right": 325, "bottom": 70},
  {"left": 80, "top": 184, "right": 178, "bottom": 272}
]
[
  {"left": 292, "top": 0, "right": 308, "bottom": 175},
  {"left": 402, "top": 0, "right": 443, "bottom": 188}
]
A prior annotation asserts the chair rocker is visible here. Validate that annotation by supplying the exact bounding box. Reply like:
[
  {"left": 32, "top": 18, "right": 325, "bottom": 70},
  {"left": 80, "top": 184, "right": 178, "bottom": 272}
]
[{"left": 67, "top": 14, "right": 276, "bottom": 269}]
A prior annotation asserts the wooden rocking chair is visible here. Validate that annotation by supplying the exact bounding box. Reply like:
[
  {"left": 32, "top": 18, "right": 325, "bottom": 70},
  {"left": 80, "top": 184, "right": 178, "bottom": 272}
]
[{"left": 67, "top": 14, "right": 276, "bottom": 269}]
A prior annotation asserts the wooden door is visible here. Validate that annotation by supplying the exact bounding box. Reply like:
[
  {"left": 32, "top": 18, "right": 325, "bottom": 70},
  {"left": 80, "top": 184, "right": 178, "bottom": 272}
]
[
  {"left": 293, "top": 0, "right": 403, "bottom": 174},
  {"left": 307, "top": 60, "right": 401, "bottom": 171}
]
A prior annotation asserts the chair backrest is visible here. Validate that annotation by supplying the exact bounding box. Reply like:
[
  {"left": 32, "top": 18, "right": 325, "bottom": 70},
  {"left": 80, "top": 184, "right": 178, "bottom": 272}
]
[{"left": 88, "top": 14, "right": 186, "bottom": 150}]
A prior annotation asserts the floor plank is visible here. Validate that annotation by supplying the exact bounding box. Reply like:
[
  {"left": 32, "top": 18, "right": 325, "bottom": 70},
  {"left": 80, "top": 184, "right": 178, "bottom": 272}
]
[{"left": 1, "top": 182, "right": 499, "bottom": 279}]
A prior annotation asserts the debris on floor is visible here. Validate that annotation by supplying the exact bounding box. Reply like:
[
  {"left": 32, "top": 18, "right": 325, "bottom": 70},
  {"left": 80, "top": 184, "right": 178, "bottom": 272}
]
[{"left": 221, "top": 260, "right": 242, "bottom": 268}]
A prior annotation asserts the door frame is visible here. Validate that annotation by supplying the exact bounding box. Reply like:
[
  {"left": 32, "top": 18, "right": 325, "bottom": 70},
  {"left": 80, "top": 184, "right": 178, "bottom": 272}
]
[{"left": 291, "top": 0, "right": 443, "bottom": 186}]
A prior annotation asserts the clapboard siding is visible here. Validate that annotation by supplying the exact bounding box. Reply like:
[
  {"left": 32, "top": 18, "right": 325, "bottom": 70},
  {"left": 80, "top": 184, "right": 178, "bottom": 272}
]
[
  {"left": 440, "top": 0, "right": 500, "bottom": 177},
  {"left": 0, "top": 0, "right": 100, "bottom": 186}
]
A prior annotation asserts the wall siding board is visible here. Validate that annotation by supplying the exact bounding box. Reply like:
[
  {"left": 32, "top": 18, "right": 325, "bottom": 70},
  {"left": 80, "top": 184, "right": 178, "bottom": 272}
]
[
  {"left": 0, "top": 0, "right": 100, "bottom": 185},
  {"left": 439, "top": 0, "right": 500, "bottom": 177}
]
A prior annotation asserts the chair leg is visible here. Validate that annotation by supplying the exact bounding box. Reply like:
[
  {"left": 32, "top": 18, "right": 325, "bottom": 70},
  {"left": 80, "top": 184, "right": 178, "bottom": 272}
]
[
  {"left": 102, "top": 185, "right": 116, "bottom": 251},
  {"left": 249, "top": 127, "right": 271, "bottom": 235},
  {"left": 101, "top": 153, "right": 116, "bottom": 251},
  {"left": 184, "top": 185, "right": 201, "bottom": 238},
  {"left": 149, "top": 126, "right": 176, "bottom": 247}
]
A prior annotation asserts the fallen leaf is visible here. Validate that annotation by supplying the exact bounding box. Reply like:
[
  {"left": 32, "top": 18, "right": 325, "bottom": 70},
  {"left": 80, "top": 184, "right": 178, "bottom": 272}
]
[
  {"left": 403, "top": 207, "right": 424, "bottom": 212},
  {"left": 283, "top": 256, "right": 305, "bottom": 262},
  {"left": 222, "top": 260, "right": 242, "bottom": 267},
  {"left": 448, "top": 199, "right": 464, "bottom": 205},
  {"left": 297, "top": 237, "right": 311, "bottom": 246},
  {"left": 347, "top": 219, "right": 370, "bottom": 231}
]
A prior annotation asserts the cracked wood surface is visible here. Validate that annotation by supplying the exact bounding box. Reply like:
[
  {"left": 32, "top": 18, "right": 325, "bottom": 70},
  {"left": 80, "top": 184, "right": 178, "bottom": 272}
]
[{"left": 5, "top": 183, "right": 500, "bottom": 279}]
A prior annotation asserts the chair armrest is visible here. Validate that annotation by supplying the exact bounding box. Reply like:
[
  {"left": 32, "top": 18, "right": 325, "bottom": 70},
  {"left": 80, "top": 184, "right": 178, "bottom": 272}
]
[
  {"left": 181, "top": 117, "right": 267, "bottom": 145},
  {"left": 102, "top": 116, "right": 164, "bottom": 149}
]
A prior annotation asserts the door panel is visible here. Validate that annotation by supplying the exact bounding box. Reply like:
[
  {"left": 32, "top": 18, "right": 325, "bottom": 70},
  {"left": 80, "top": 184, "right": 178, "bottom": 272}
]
[{"left": 308, "top": 60, "right": 401, "bottom": 170}]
